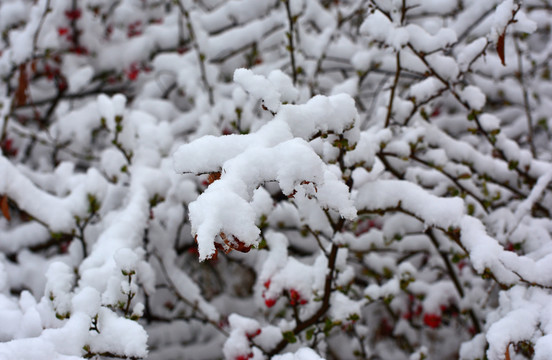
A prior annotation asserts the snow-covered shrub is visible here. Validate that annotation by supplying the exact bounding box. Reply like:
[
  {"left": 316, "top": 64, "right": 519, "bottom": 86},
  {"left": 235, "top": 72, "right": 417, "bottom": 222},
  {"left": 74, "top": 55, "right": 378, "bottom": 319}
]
[{"left": 0, "top": 0, "right": 551, "bottom": 359}]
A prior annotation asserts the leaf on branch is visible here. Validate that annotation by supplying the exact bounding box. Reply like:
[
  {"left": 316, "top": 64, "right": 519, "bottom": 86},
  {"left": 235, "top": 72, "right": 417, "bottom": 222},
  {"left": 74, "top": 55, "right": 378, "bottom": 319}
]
[
  {"left": 505, "top": 344, "right": 511, "bottom": 360},
  {"left": 207, "top": 171, "right": 221, "bottom": 184},
  {"left": 1, "top": 195, "right": 10, "bottom": 221}
]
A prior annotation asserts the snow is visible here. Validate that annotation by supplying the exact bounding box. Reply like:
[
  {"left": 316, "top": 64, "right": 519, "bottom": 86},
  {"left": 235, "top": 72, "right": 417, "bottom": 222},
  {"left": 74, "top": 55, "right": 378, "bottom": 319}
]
[
  {"left": 1, "top": 1, "right": 552, "bottom": 359},
  {"left": 0, "top": 2, "right": 27, "bottom": 32},
  {"left": 0, "top": 337, "right": 82, "bottom": 360},
  {"left": 89, "top": 308, "right": 148, "bottom": 357},
  {"left": 273, "top": 348, "right": 326, "bottom": 360},
  {"left": 233, "top": 68, "right": 283, "bottom": 113},
  {"left": 360, "top": 11, "right": 409, "bottom": 50},
  {"left": 329, "top": 292, "right": 362, "bottom": 322},
  {"left": 459, "top": 86, "right": 486, "bottom": 111},
  {"left": 406, "top": 25, "right": 457, "bottom": 53},
  {"left": 71, "top": 287, "right": 100, "bottom": 318},
  {"left": 355, "top": 180, "right": 464, "bottom": 229}
]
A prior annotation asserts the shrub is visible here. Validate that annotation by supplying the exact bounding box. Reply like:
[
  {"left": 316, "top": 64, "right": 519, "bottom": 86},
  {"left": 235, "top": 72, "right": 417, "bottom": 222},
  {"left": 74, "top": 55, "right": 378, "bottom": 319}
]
[{"left": 0, "top": 1, "right": 551, "bottom": 359}]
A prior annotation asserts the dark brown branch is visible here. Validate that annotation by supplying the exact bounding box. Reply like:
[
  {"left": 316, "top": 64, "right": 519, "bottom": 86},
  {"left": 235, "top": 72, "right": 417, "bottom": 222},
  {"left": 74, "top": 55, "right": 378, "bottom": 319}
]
[
  {"left": 385, "top": 52, "right": 401, "bottom": 128},
  {"left": 268, "top": 243, "right": 339, "bottom": 355},
  {"left": 283, "top": 0, "right": 298, "bottom": 85}
]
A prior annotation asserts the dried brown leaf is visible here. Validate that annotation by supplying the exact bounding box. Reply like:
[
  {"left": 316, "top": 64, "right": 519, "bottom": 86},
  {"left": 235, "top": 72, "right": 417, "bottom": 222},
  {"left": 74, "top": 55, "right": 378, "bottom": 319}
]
[
  {"left": 497, "top": 31, "right": 506, "bottom": 66},
  {"left": 14, "top": 64, "right": 29, "bottom": 106},
  {"left": 1, "top": 195, "right": 11, "bottom": 221}
]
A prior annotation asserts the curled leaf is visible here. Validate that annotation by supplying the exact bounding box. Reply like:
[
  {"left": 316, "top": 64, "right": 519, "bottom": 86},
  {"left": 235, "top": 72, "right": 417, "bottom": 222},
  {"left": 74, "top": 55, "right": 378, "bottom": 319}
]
[{"left": 1, "top": 195, "right": 11, "bottom": 221}]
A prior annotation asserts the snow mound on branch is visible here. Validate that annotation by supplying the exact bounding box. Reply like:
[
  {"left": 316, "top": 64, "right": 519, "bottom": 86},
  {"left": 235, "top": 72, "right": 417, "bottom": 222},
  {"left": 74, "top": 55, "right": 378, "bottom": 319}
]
[{"left": 174, "top": 70, "right": 358, "bottom": 260}]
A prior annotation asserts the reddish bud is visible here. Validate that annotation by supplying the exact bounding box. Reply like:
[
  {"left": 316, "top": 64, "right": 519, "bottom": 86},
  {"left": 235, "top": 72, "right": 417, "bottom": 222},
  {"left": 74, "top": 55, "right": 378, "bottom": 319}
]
[
  {"left": 1, "top": 138, "right": 18, "bottom": 157},
  {"left": 126, "top": 63, "right": 140, "bottom": 81},
  {"left": 246, "top": 329, "right": 261, "bottom": 339},
  {"left": 127, "top": 21, "right": 143, "bottom": 37},
  {"left": 235, "top": 354, "right": 253, "bottom": 360},
  {"left": 264, "top": 298, "right": 276, "bottom": 308},
  {"left": 60, "top": 241, "right": 71, "bottom": 254},
  {"left": 58, "top": 27, "right": 69, "bottom": 36},
  {"left": 423, "top": 313, "right": 442, "bottom": 328},
  {"left": 70, "top": 46, "right": 88, "bottom": 55},
  {"left": 57, "top": 79, "right": 67, "bottom": 92},
  {"left": 289, "top": 289, "right": 304, "bottom": 306},
  {"left": 64, "top": 9, "right": 82, "bottom": 20}
]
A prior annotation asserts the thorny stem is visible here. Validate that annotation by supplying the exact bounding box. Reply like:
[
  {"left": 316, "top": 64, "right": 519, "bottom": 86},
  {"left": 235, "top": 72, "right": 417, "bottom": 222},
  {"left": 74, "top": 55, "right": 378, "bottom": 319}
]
[
  {"left": 175, "top": 1, "right": 214, "bottom": 105},
  {"left": 32, "top": 0, "right": 51, "bottom": 51},
  {"left": 385, "top": 51, "right": 401, "bottom": 128},
  {"left": 514, "top": 36, "right": 536, "bottom": 157},
  {"left": 13, "top": 86, "right": 128, "bottom": 109},
  {"left": 267, "top": 131, "right": 352, "bottom": 355},
  {"left": 83, "top": 351, "right": 141, "bottom": 360},
  {"left": 407, "top": 43, "right": 539, "bottom": 189},
  {"left": 357, "top": 204, "right": 470, "bottom": 255},
  {"left": 283, "top": 0, "right": 298, "bottom": 85},
  {"left": 268, "top": 243, "right": 340, "bottom": 356},
  {"left": 426, "top": 229, "right": 481, "bottom": 334},
  {"left": 404, "top": 152, "right": 489, "bottom": 213},
  {"left": 153, "top": 252, "right": 229, "bottom": 337},
  {"left": 124, "top": 273, "right": 135, "bottom": 317},
  {"left": 376, "top": 151, "right": 405, "bottom": 179}
]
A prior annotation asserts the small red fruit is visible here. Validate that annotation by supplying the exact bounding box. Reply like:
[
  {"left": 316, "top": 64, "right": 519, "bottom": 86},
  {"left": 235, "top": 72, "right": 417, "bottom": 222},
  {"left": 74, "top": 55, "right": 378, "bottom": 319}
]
[
  {"left": 423, "top": 313, "right": 442, "bottom": 328},
  {"left": 1, "top": 138, "right": 18, "bottom": 157},
  {"left": 64, "top": 9, "right": 82, "bottom": 20},
  {"left": 126, "top": 63, "right": 140, "bottom": 81},
  {"left": 246, "top": 329, "right": 261, "bottom": 339},
  {"left": 289, "top": 289, "right": 300, "bottom": 306},
  {"left": 264, "top": 298, "right": 276, "bottom": 308},
  {"left": 289, "top": 289, "right": 307, "bottom": 306},
  {"left": 263, "top": 279, "right": 271, "bottom": 289},
  {"left": 235, "top": 354, "right": 252, "bottom": 360}
]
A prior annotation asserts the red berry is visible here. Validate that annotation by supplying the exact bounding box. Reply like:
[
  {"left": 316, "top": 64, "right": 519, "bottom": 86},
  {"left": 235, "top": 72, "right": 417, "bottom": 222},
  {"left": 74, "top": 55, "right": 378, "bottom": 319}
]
[
  {"left": 423, "top": 313, "right": 442, "bottom": 328},
  {"left": 58, "top": 27, "right": 69, "bottom": 36},
  {"left": 289, "top": 289, "right": 306, "bottom": 306},
  {"left": 1, "top": 138, "right": 17, "bottom": 157},
  {"left": 263, "top": 279, "right": 271, "bottom": 289},
  {"left": 126, "top": 63, "right": 139, "bottom": 81},
  {"left": 235, "top": 354, "right": 252, "bottom": 360},
  {"left": 246, "top": 329, "right": 261, "bottom": 339},
  {"left": 70, "top": 46, "right": 88, "bottom": 55},
  {"left": 264, "top": 298, "right": 276, "bottom": 308},
  {"left": 64, "top": 9, "right": 81, "bottom": 20}
]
